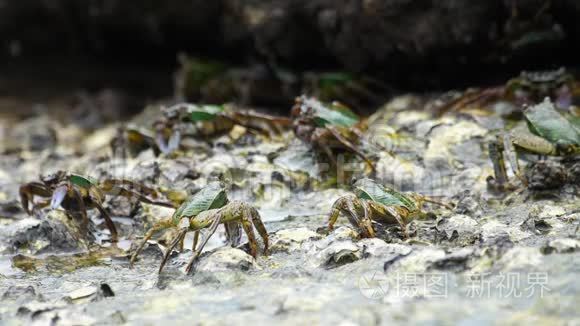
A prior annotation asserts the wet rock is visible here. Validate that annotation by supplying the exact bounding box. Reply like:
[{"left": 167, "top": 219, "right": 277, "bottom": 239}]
[
  {"left": 274, "top": 143, "right": 320, "bottom": 178},
  {"left": 438, "top": 214, "right": 478, "bottom": 237},
  {"left": 494, "top": 247, "right": 543, "bottom": 272},
  {"left": 269, "top": 228, "right": 322, "bottom": 253},
  {"left": 7, "top": 211, "right": 88, "bottom": 254},
  {"left": 436, "top": 214, "right": 480, "bottom": 245},
  {"left": 375, "top": 156, "right": 425, "bottom": 191},
  {"left": 3, "top": 116, "right": 58, "bottom": 153},
  {"left": 17, "top": 301, "right": 96, "bottom": 325},
  {"left": 311, "top": 226, "right": 360, "bottom": 252},
  {"left": 479, "top": 231, "right": 514, "bottom": 257},
  {"left": 452, "top": 190, "right": 486, "bottom": 218},
  {"left": 195, "top": 247, "right": 255, "bottom": 273},
  {"left": 541, "top": 238, "right": 580, "bottom": 254},
  {"left": 481, "top": 220, "right": 531, "bottom": 243},
  {"left": 424, "top": 121, "right": 487, "bottom": 171},
  {"left": 63, "top": 283, "right": 115, "bottom": 304},
  {"left": 0, "top": 200, "right": 24, "bottom": 219},
  {"left": 568, "top": 161, "right": 580, "bottom": 185},
  {"left": 2, "top": 285, "right": 41, "bottom": 303},
  {"left": 358, "top": 239, "right": 411, "bottom": 259},
  {"left": 314, "top": 241, "right": 361, "bottom": 269},
  {"left": 530, "top": 204, "right": 566, "bottom": 219},
  {"left": 524, "top": 204, "right": 568, "bottom": 235},
  {"left": 526, "top": 160, "right": 568, "bottom": 190},
  {"left": 326, "top": 226, "right": 359, "bottom": 242},
  {"left": 392, "top": 248, "right": 446, "bottom": 274},
  {"left": 429, "top": 248, "right": 475, "bottom": 272}
]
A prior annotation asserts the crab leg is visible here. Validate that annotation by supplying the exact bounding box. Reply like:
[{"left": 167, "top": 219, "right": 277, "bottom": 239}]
[
  {"left": 101, "top": 179, "right": 175, "bottom": 208},
  {"left": 19, "top": 182, "right": 51, "bottom": 214},
  {"left": 238, "top": 205, "right": 269, "bottom": 257},
  {"left": 192, "top": 230, "right": 200, "bottom": 251},
  {"left": 328, "top": 195, "right": 350, "bottom": 231},
  {"left": 229, "top": 111, "right": 292, "bottom": 136},
  {"left": 224, "top": 221, "right": 242, "bottom": 247},
  {"left": 329, "top": 195, "right": 375, "bottom": 237},
  {"left": 158, "top": 228, "right": 188, "bottom": 273},
  {"left": 320, "top": 143, "right": 338, "bottom": 167},
  {"left": 327, "top": 126, "right": 375, "bottom": 171},
  {"left": 502, "top": 132, "right": 529, "bottom": 185},
  {"left": 92, "top": 201, "right": 118, "bottom": 242},
  {"left": 248, "top": 207, "right": 269, "bottom": 254},
  {"left": 70, "top": 187, "right": 89, "bottom": 236},
  {"left": 488, "top": 135, "right": 510, "bottom": 189},
  {"left": 112, "top": 186, "right": 174, "bottom": 208},
  {"left": 31, "top": 199, "right": 51, "bottom": 216},
  {"left": 383, "top": 206, "right": 409, "bottom": 239},
  {"left": 421, "top": 196, "right": 454, "bottom": 210},
  {"left": 359, "top": 199, "right": 375, "bottom": 238},
  {"left": 130, "top": 219, "right": 175, "bottom": 267},
  {"left": 240, "top": 213, "right": 259, "bottom": 258},
  {"left": 185, "top": 210, "right": 223, "bottom": 274}
]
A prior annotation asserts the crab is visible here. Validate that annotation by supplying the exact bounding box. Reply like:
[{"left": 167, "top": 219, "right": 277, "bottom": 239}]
[
  {"left": 129, "top": 182, "right": 269, "bottom": 274},
  {"left": 439, "top": 68, "right": 578, "bottom": 115},
  {"left": 153, "top": 103, "right": 291, "bottom": 154},
  {"left": 328, "top": 179, "right": 453, "bottom": 238},
  {"left": 110, "top": 124, "right": 162, "bottom": 158},
  {"left": 19, "top": 171, "right": 174, "bottom": 242},
  {"left": 487, "top": 98, "right": 580, "bottom": 191},
  {"left": 291, "top": 95, "right": 375, "bottom": 172}
]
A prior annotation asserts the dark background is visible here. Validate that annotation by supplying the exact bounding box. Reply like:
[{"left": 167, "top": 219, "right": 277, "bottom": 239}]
[{"left": 1, "top": 0, "right": 579, "bottom": 116}]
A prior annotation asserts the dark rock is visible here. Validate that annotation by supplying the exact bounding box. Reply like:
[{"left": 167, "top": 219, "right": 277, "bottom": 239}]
[
  {"left": 2, "top": 285, "right": 40, "bottom": 302},
  {"left": 428, "top": 248, "right": 474, "bottom": 272},
  {"left": 525, "top": 160, "right": 568, "bottom": 190}
]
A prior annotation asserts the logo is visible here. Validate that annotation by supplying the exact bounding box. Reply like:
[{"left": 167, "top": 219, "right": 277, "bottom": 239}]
[{"left": 358, "top": 271, "right": 389, "bottom": 300}]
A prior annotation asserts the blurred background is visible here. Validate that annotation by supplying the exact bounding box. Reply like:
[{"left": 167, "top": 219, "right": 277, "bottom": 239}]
[{"left": 1, "top": 0, "right": 579, "bottom": 122}]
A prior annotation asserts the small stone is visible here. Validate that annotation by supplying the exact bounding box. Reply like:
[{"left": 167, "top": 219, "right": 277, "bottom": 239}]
[
  {"left": 315, "top": 241, "right": 361, "bottom": 268},
  {"left": 495, "top": 247, "right": 543, "bottom": 272},
  {"left": 533, "top": 205, "right": 566, "bottom": 219},
  {"left": 358, "top": 239, "right": 411, "bottom": 258},
  {"left": 429, "top": 248, "right": 475, "bottom": 272},
  {"left": 452, "top": 190, "right": 486, "bottom": 218},
  {"left": 2, "top": 285, "right": 39, "bottom": 302},
  {"left": 541, "top": 238, "right": 580, "bottom": 254},
  {"left": 327, "top": 226, "right": 359, "bottom": 242},
  {"left": 526, "top": 160, "right": 567, "bottom": 190},
  {"left": 195, "top": 247, "right": 255, "bottom": 273},
  {"left": 8, "top": 211, "right": 87, "bottom": 254},
  {"left": 392, "top": 248, "right": 446, "bottom": 274},
  {"left": 64, "top": 283, "right": 114, "bottom": 304},
  {"left": 481, "top": 220, "right": 531, "bottom": 242},
  {"left": 269, "top": 228, "right": 322, "bottom": 253},
  {"left": 438, "top": 214, "right": 479, "bottom": 238}
]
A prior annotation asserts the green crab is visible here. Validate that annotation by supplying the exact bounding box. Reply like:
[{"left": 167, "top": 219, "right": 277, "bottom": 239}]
[
  {"left": 440, "top": 67, "right": 578, "bottom": 114},
  {"left": 19, "top": 171, "right": 174, "bottom": 242},
  {"left": 328, "top": 179, "right": 452, "bottom": 238},
  {"left": 130, "top": 182, "right": 269, "bottom": 274},
  {"left": 487, "top": 98, "right": 580, "bottom": 190},
  {"left": 291, "top": 95, "right": 375, "bottom": 172},
  {"left": 154, "top": 103, "right": 291, "bottom": 154}
]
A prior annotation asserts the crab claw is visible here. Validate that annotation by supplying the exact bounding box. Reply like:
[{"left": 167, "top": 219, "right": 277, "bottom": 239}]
[
  {"left": 155, "top": 132, "right": 171, "bottom": 154},
  {"left": 51, "top": 185, "right": 68, "bottom": 209},
  {"left": 167, "top": 130, "right": 181, "bottom": 153}
]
